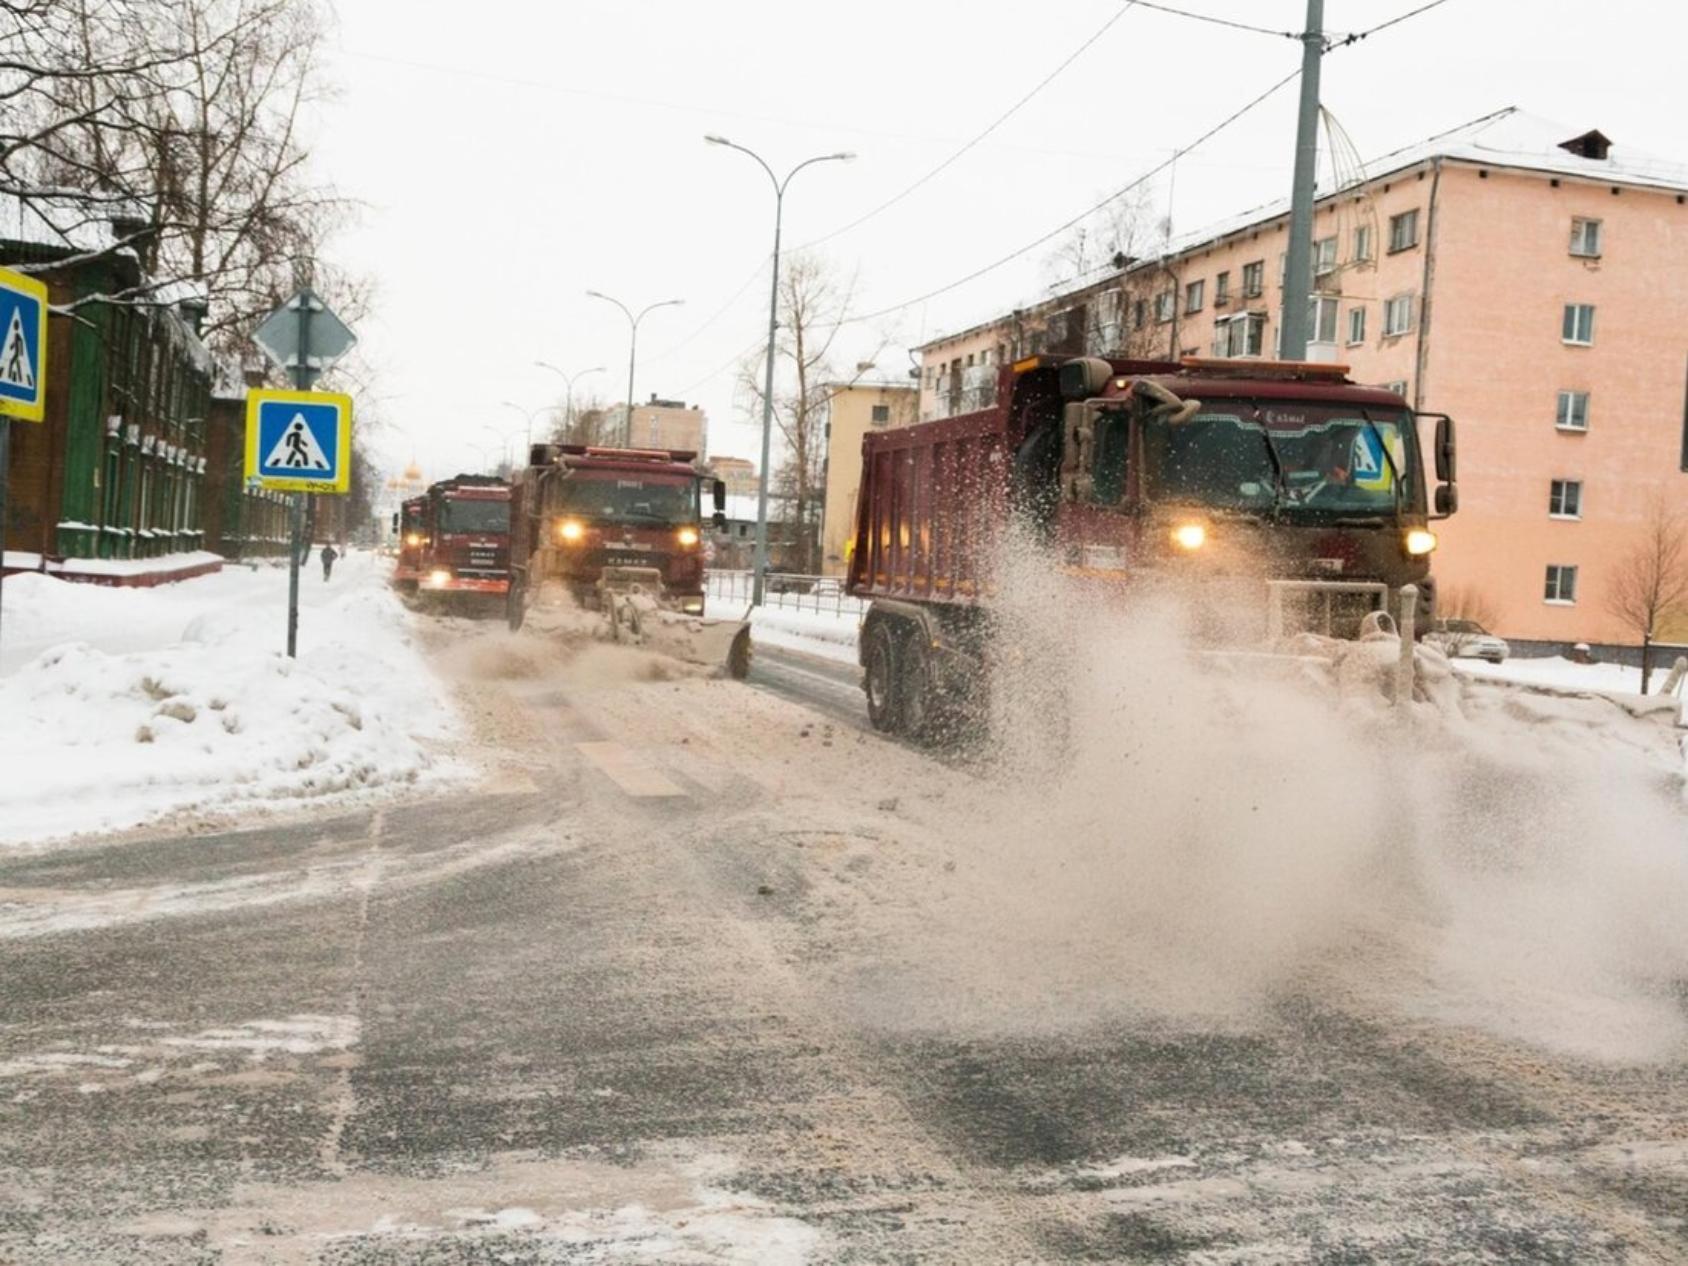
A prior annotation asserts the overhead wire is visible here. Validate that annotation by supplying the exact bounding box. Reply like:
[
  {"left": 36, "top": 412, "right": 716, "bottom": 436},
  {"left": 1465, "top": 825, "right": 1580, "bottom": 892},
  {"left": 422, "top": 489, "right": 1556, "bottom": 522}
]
[
  {"left": 797, "top": 0, "right": 1143, "bottom": 251},
  {"left": 1331, "top": 0, "right": 1454, "bottom": 46},
  {"left": 834, "top": 65, "right": 1302, "bottom": 329},
  {"left": 1128, "top": 1, "right": 1296, "bottom": 40}
]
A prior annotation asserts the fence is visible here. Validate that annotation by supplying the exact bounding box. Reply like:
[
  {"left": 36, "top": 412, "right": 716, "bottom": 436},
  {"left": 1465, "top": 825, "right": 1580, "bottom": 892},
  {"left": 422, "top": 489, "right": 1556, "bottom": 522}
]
[{"left": 705, "top": 569, "right": 866, "bottom": 617}]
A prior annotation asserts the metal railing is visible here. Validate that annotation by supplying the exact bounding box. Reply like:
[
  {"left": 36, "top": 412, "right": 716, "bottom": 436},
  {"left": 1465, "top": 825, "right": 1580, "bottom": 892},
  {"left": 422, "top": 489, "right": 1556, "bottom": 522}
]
[{"left": 706, "top": 569, "right": 866, "bottom": 616}]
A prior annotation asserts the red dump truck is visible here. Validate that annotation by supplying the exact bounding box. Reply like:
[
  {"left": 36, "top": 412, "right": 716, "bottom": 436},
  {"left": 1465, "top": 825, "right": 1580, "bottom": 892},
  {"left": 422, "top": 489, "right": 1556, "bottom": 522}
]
[
  {"left": 846, "top": 354, "right": 1458, "bottom": 737},
  {"left": 392, "top": 475, "right": 512, "bottom": 606}
]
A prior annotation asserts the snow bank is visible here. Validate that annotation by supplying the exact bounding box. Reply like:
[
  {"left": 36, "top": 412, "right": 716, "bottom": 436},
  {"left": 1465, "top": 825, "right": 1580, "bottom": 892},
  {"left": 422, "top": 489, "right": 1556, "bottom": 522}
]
[
  {"left": 0, "top": 554, "right": 462, "bottom": 846},
  {"left": 750, "top": 605, "right": 860, "bottom": 666}
]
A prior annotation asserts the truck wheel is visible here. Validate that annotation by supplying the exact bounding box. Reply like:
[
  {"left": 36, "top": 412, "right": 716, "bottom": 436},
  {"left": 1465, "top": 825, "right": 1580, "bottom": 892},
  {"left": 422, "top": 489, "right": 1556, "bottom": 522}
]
[
  {"left": 899, "top": 633, "right": 938, "bottom": 742},
  {"left": 864, "top": 621, "right": 902, "bottom": 732}
]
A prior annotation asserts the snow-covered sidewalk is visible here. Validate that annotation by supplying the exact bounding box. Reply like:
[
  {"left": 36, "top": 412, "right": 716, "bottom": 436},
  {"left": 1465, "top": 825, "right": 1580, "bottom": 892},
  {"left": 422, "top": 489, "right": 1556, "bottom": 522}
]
[{"left": 0, "top": 552, "right": 464, "bottom": 847}]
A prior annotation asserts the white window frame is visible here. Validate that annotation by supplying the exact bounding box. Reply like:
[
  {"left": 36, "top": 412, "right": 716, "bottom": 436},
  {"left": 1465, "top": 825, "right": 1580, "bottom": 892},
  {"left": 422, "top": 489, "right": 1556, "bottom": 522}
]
[
  {"left": 1548, "top": 479, "right": 1583, "bottom": 519},
  {"left": 1383, "top": 294, "right": 1414, "bottom": 337},
  {"left": 1383, "top": 380, "right": 1409, "bottom": 397},
  {"left": 1214, "top": 270, "right": 1230, "bottom": 305},
  {"left": 1309, "top": 294, "right": 1339, "bottom": 344},
  {"left": 1313, "top": 235, "right": 1338, "bottom": 277},
  {"left": 1544, "top": 564, "right": 1578, "bottom": 605},
  {"left": 1353, "top": 223, "right": 1374, "bottom": 262},
  {"left": 1155, "top": 290, "right": 1176, "bottom": 323},
  {"left": 1388, "top": 209, "right": 1420, "bottom": 253},
  {"left": 1562, "top": 303, "right": 1595, "bottom": 346},
  {"left": 1346, "top": 305, "right": 1366, "bottom": 346},
  {"left": 1241, "top": 260, "right": 1264, "bottom": 298},
  {"left": 1185, "top": 279, "right": 1205, "bottom": 315},
  {"left": 1214, "top": 311, "right": 1265, "bottom": 359},
  {"left": 1569, "top": 217, "right": 1602, "bottom": 258},
  {"left": 1556, "top": 389, "right": 1589, "bottom": 431}
]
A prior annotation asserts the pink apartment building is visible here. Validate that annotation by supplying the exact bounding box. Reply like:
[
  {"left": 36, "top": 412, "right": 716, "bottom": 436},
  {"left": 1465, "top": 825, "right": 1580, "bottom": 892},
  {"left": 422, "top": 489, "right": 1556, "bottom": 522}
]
[{"left": 915, "top": 109, "right": 1688, "bottom": 650}]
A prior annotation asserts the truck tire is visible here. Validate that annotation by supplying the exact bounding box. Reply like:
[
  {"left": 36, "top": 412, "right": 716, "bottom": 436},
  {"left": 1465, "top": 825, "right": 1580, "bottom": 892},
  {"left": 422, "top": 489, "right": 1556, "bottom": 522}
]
[
  {"left": 864, "top": 621, "right": 902, "bottom": 732},
  {"left": 898, "top": 631, "right": 938, "bottom": 742},
  {"left": 506, "top": 579, "right": 526, "bottom": 632}
]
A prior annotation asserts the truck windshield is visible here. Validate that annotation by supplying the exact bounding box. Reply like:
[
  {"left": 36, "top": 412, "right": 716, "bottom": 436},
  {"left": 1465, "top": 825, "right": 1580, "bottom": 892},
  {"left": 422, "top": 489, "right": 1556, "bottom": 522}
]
[
  {"left": 438, "top": 498, "right": 509, "bottom": 534},
  {"left": 1143, "top": 408, "right": 1420, "bottom": 518},
  {"left": 553, "top": 476, "right": 696, "bottom": 524}
]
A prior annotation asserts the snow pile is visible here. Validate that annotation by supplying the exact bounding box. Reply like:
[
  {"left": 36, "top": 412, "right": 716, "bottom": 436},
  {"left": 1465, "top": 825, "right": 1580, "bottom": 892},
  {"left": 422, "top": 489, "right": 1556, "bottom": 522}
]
[
  {"left": 748, "top": 605, "right": 859, "bottom": 665},
  {"left": 857, "top": 534, "right": 1688, "bottom": 1064},
  {"left": 0, "top": 554, "right": 462, "bottom": 846}
]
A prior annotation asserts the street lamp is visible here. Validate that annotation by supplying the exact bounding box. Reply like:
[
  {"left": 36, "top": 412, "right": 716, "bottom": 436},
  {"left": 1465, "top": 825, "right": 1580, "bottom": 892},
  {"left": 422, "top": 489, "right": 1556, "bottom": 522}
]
[
  {"left": 705, "top": 133, "right": 855, "bottom": 605},
  {"left": 499, "top": 400, "right": 558, "bottom": 458},
  {"left": 534, "top": 361, "right": 605, "bottom": 441},
  {"left": 584, "top": 293, "right": 683, "bottom": 448},
  {"left": 480, "top": 424, "right": 524, "bottom": 475}
]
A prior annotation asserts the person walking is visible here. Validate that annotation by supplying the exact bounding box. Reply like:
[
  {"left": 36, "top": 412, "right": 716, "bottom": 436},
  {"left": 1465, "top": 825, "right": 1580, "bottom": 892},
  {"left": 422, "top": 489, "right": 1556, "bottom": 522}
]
[{"left": 320, "top": 542, "right": 338, "bottom": 581}]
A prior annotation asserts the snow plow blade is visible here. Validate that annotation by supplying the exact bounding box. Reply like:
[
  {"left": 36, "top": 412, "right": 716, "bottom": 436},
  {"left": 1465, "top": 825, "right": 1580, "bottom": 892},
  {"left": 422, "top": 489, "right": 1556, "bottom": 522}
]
[{"left": 599, "top": 568, "right": 752, "bottom": 679}]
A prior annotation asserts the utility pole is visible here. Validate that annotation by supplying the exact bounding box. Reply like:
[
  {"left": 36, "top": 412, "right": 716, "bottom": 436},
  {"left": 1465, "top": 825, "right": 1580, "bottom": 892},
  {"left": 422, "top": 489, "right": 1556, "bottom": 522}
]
[
  {"left": 1278, "top": 0, "right": 1325, "bottom": 362},
  {"left": 285, "top": 298, "right": 314, "bottom": 658}
]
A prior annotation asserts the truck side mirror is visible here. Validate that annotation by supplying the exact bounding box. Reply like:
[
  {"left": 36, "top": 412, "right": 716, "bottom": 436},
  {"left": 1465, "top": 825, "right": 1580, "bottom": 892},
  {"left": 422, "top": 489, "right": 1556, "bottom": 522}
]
[
  {"left": 1434, "top": 483, "right": 1458, "bottom": 515},
  {"left": 390, "top": 512, "right": 398, "bottom": 532},
  {"left": 712, "top": 478, "right": 726, "bottom": 513},
  {"left": 1434, "top": 415, "right": 1456, "bottom": 482},
  {"left": 1060, "top": 402, "right": 1097, "bottom": 501},
  {"left": 712, "top": 510, "right": 727, "bottom": 530}
]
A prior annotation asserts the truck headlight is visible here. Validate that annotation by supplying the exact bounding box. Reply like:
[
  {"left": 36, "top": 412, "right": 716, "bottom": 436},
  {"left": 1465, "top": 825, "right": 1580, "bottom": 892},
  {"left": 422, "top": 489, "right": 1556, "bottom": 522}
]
[
  {"left": 676, "top": 526, "right": 699, "bottom": 547},
  {"left": 556, "top": 519, "right": 584, "bottom": 543},
  {"left": 427, "top": 568, "right": 451, "bottom": 587},
  {"left": 1170, "top": 521, "right": 1207, "bottom": 551},
  {"left": 404, "top": 532, "right": 422, "bottom": 547},
  {"left": 1404, "top": 528, "right": 1437, "bottom": 556}
]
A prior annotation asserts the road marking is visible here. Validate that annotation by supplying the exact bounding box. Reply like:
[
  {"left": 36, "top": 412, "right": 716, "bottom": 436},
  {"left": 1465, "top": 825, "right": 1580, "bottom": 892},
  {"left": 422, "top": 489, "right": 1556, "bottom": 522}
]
[{"left": 575, "top": 741, "right": 685, "bottom": 799}]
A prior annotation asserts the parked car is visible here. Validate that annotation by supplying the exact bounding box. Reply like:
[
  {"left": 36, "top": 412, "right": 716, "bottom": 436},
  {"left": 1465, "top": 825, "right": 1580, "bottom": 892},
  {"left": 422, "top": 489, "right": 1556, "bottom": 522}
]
[{"left": 1426, "top": 617, "right": 1510, "bottom": 664}]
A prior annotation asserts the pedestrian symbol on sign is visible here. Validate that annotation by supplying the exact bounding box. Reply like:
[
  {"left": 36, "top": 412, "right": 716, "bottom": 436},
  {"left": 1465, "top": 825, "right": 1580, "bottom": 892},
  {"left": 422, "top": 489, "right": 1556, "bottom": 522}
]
[
  {"left": 263, "top": 412, "right": 331, "bottom": 471},
  {"left": 0, "top": 308, "right": 33, "bottom": 391}
]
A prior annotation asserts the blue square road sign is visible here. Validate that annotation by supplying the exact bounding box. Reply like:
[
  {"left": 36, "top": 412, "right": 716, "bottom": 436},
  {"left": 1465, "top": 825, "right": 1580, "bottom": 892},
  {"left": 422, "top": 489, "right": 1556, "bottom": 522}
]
[
  {"left": 244, "top": 389, "right": 353, "bottom": 494},
  {"left": 0, "top": 266, "right": 48, "bottom": 423}
]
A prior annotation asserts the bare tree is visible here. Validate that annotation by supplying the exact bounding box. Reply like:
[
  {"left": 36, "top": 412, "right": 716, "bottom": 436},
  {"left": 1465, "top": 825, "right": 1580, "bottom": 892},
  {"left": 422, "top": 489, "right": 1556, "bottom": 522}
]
[
  {"left": 1604, "top": 498, "right": 1688, "bottom": 693},
  {"left": 6, "top": 0, "right": 360, "bottom": 353},
  {"left": 548, "top": 391, "right": 617, "bottom": 447},
  {"left": 737, "top": 252, "right": 886, "bottom": 573},
  {"left": 1436, "top": 582, "right": 1502, "bottom": 631}
]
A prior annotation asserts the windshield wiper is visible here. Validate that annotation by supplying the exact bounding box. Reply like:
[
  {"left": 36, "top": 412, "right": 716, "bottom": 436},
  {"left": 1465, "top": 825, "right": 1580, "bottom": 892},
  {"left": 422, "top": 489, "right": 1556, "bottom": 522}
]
[
  {"left": 1243, "top": 401, "right": 1287, "bottom": 517},
  {"left": 1356, "top": 408, "right": 1405, "bottom": 521}
]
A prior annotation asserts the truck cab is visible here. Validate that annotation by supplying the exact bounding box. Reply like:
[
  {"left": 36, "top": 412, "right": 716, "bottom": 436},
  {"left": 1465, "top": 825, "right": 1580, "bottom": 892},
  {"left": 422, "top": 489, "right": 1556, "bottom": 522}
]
[{"left": 509, "top": 445, "right": 727, "bottom": 618}]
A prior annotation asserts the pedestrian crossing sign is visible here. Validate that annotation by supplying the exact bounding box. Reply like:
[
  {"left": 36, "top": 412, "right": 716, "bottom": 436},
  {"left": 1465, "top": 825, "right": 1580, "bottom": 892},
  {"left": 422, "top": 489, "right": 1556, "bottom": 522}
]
[
  {"left": 0, "top": 266, "right": 48, "bottom": 423},
  {"left": 244, "top": 388, "right": 353, "bottom": 493}
]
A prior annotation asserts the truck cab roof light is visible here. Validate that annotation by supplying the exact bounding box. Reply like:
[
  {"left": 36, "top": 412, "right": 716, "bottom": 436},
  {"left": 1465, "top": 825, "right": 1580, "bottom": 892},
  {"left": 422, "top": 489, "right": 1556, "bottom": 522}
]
[{"left": 1178, "top": 356, "right": 1351, "bottom": 380}]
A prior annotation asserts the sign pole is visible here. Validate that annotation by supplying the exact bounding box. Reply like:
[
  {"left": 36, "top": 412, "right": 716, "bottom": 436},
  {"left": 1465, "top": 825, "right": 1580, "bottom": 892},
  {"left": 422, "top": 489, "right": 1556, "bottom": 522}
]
[
  {"left": 284, "top": 296, "right": 314, "bottom": 658},
  {"left": 0, "top": 418, "right": 10, "bottom": 651}
]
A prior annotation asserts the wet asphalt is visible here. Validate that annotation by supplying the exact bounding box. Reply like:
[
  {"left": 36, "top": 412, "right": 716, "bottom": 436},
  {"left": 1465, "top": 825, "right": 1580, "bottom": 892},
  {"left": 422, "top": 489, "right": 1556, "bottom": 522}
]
[{"left": 2, "top": 643, "right": 1686, "bottom": 1263}]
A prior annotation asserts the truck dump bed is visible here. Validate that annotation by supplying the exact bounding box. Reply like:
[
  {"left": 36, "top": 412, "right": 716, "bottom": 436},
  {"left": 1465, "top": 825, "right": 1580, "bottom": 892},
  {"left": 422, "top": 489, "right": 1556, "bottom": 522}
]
[{"left": 846, "top": 406, "right": 1009, "bottom": 605}]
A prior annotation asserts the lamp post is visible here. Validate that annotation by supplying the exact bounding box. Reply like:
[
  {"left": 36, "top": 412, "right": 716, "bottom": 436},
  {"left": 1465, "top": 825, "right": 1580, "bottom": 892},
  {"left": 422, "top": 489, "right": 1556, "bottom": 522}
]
[
  {"left": 704, "top": 134, "right": 854, "bottom": 606},
  {"left": 479, "top": 424, "right": 524, "bottom": 475},
  {"left": 584, "top": 293, "right": 683, "bottom": 448},
  {"left": 499, "top": 400, "right": 558, "bottom": 459},
  {"left": 534, "top": 361, "right": 605, "bottom": 441}
]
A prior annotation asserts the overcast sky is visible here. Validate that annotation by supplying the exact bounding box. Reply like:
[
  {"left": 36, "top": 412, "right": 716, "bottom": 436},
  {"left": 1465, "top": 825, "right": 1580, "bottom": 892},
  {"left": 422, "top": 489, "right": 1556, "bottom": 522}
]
[{"left": 305, "top": 0, "right": 1688, "bottom": 487}]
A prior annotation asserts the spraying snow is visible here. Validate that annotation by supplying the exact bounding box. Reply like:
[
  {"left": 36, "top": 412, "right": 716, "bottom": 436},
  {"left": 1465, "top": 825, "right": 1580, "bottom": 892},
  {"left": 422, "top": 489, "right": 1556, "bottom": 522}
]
[{"left": 850, "top": 536, "right": 1688, "bottom": 1063}]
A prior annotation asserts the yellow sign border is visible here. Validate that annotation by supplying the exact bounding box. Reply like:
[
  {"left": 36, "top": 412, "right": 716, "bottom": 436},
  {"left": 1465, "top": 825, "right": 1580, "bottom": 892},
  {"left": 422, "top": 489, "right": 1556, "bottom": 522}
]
[
  {"left": 0, "top": 265, "right": 49, "bottom": 423},
  {"left": 243, "top": 388, "right": 354, "bottom": 494}
]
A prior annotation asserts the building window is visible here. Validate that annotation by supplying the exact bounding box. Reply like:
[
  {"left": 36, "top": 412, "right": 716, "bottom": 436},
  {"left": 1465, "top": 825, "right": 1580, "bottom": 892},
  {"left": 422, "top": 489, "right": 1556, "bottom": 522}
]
[
  {"left": 1155, "top": 290, "right": 1176, "bottom": 323},
  {"left": 1388, "top": 209, "right": 1420, "bottom": 253},
  {"left": 1562, "top": 303, "right": 1595, "bottom": 345},
  {"left": 1313, "top": 235, "right": 1338, "bottom": 277},
  {"left": 1549, "top": 479, "right": 1583, "bottom": 518},
  {"left": 1346, "top": 306, "right": 1367, "bottom": 345},
  {"left": 1353, "top": 223, "right": 1374, "bottom": 262},
  {"left": 1556, "top": 389, "right": 1590, "bottom": 431},
  {"left": 1383, "top": 294, "right": 1414, "bottom": 337},
  {"left": 1308, "top": 295, "right": 1339, "bottom": 343},
  {"left": 1544, "top": 564, "right": 1578, "bottom": 604},
  {"left": 1185, "top": 279, "right": 1205, "bottom": 314},
  {"left": 1215, "top": 271, "right": 1230, "bottom": 305},
  {"left": 1383, "top": 379, "right": 1409, "bottom": 397},
  {"left": 1133, "top": 299, "right": 1146, "bottom": 330},
  {"left": 1569, "top": 217, "right": 1602, "bottom": 258},
  {"left": 870, "top": 404, "right": 890, "bottom": 425},
  {"left": 1241, "top": 260, "right": 1264, "bottom": 298},
  {"left": 1214, "top": 311, "right": 1265, "bottom": 358}
]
